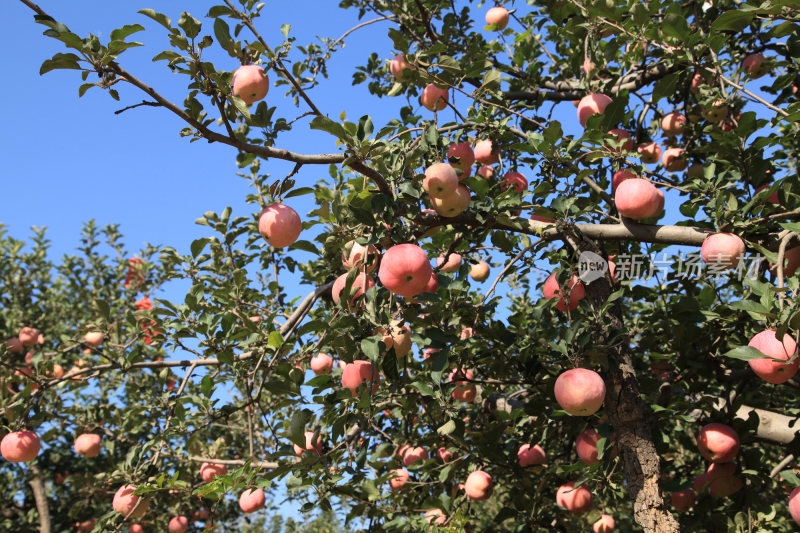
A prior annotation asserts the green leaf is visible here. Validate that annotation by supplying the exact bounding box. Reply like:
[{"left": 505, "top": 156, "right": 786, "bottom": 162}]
[
  {"left": 152, "top": 50, "right": 183, "bottom": 62},
  {"left": 108, "top": 41, "right": 144, "bottom": 53},
  {"left": 39, "top": 53, "right": 81, "bottom": 75},
  {"left": 280, "top": 24, "right": 291, "bottom": 38},
  {"left": 268, "top": 330, "right": 283, "bottom": 349},
  {"left": 780, "top": 222, "right": 800, "bottom": 233},
  {"left": 722, "top": 346, "right": 767, "bottom": 361},
  {"left": 190, "top": 238, "right": 209, "bottom": 257},
  {"left": 437, "top": 419, "right": 456, "bottom": 435},
  {"left": 410, "top": 381, "right": 434, "bottom": 397},
  {"left": 290, "top": 240, "right": 319, "bottom": 255},
  {"left": 284, "top": 187, "right": 315, "bottom": 199},
  {"left": 138, "top": 9, "right": 173, "bottom": 31},
  {"left": 207, "top": 6, "right": 234, "bottom": 17},
  {"left": 110, "top": 24, "right": 145, "bottom": 41},
  {"left": 287, "top": 410, "right": 310, "bottom": 448},
  {"left": 711, "top": 10, "right": 754, "bottom": 32},
  {"left": 780, "top": 469, "right": 800, "bottom": 487},
  {"left": 230, "top": 95, "right": 251, "bottom": 119},
  {"left": 309, "top": 116, "right": 350, "bottom": 142},
  {"left": 178, "top": 12, "right": 202, "bottom": 39},
  {"left": 214, "top": 18, "right": 234, "bottom": 52}
]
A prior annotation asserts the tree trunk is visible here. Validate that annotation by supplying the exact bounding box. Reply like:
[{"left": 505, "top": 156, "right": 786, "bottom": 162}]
[{"left": 29, "top": 465, "right": 51, "bottom": 533}]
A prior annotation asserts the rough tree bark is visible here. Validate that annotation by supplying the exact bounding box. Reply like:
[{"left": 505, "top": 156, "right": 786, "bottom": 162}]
[{"left": 29, "top": 465, "right": 51, "bottom": 533}]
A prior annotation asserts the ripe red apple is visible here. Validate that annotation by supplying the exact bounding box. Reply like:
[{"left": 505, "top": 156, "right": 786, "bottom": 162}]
[
  {"left": 6, "top": 337, "right": 23, "bottom": 353},
  {"left": 697, "top": 423, "right": 739, "bottom": 463},
  {"left": 542, "top": 271, "right": 586, "bottom": 311},
  {"left": 437, "top": 447, "right": 454, "bottom": 462},
  {"left": 389, "top": 468, "right": 409, "bottom": 490},
  {"left": 341, "top": 240, "right": 378, "bottom": 272},
  {"left": 502, "top": 171, "right": 528, "bottom": 194},
  {"left": 377, "top": 320, "right": 412, "bottom": 357},
  {"left": 605, "top": 129, "right": 633, "bottom": 153},
  {"left": 310, "top": 353, "right": 333, "bottom": 375},
  {"left": 614, "top": 178, "right": 662, "bottom": 220},
  {"left": 113, "top": 484, "right": 149, "bottom": 518},
  {"left": 464, "top": 470, "right": 493, "bottom": 500},
  {"left": 390, "top": 54, "right": 411, "bottom": 81},
  {"left": 193, "top": 509, "right": 210, "bottom": 521},
  {"left": 470, "top": 261, "right": 490, "bottom": 282},
  {"left": 450, "top": 368, "right": 477, "bottom": 402},
  {"left": 771, "top": 245, "right": 800, "bottom": 277},
  {"left": 168, "top": 516, "right": 189, "bottom": 533},
  {"left": 576, "top": 429, "right": 601, "bottom": 465},
  {"left": 18, "top": 327, "right": 39, "bottom": 347},
  {"left": 332, "top": 272, "right": 375, "bottom": 306},
  {"left": 424, "top": 163, "right": 459, "bottom": 198},
  {"left": 742, "top": 53, "right": 768, "bottom": 79},
  {"left": 378, "top": 244, "right": 433, "bottom": 298},
  {"left": 341, "top": 360, "right": 379, "bottom": 396},
  {"left": 436, "top": 253, "right": 462, "bottom": 272},
  {"left": 402, "top": 446, "right": 428, "bottom": 466},
  {"left": 671, "top": 489, "right": 695, "bottom": 511},
  {"left": 258, "top": 204, "right": 302, "bottom": 248},
  {"left": 582, "top": 57, "right": 595, "bottom": 75},
  {"left": 747, "top": 329, "right": 799, "bottom": 384},
  {"left": 577, "top": 93, "right": 612, "bottom": 127},
  {"left": 756, "top": 183, "right": 780, "bottom": 205},
  {"left": 447, "top": 142, "right": 475, "bottom": 177},
  {"left": 476, "top": 165, "right": 494, "bottom": 179},
  {"left": 460, "top": 327, "right": 474, "bottom": 340},
  {"left": 1, "top": 430, "right": 40, "bottom": 462},
  {"left": 421, "top": 84, "right": 449, "bottom": 111},
  {"left": 84, "top": 331, "right": 103, "bottom": 348},
  {"left": 232, "top": 65, "right": 269, "bottom": 105},
  {"left": 637, "top": 142, "right": 661, "bottom": 164},
  {"left": 431, "top": 184, "right": 470, "bottom": 217},
  {"left": 293, "top": 431, "right": 323, "bottom": 456},
  {"left": 612, "top": 168, "right": 636, "bottom": 191},
  {"left": 129, "top": 524, "right": 145, "bottom": 533},
  {"left": 661, "top": 112, "right": 687, "bottom": 137},
  {"left": 239, "top": 488, "right": 265, "bottom": 513},
  {"left": 790, "top": 486, "right": 800, "bottom": 525},
  {"left": 554, "top": 368, "right": 605, "bottom": 416},
  {"left": 593, "top": 514, "right": 615, "bottom": 533},
  {"left": 485, "top": 6, "right": 509, "bottom": 29},
  {"left": 474, "top": 139, "right": 500, "bottom": 165},
  {"left": 690, "top": 70, "right": 712, "bottom": 93},
  {"left": 518, "top": 444, "right": 546, "bottom": 467},
  {"left": 662, "top": 147, "right": 688, "bottom": 172},
  {"left": 422, "top": 348, "right": 439, "bottom": 360},
  {"left": 199, "top": 462, "right": 228, "bottom": 482},
  {"left": 74, "top": 433, "right": 102, "bottom": 458},
  {"left": 700, "top": 233, "right": 745, "bottom": 269},
  {"left": 425, "top": 509, "right": 446, "bottom": 525},
  {"left": 556, "top": 482, "right": 592, "bottom": 514},
  {"left": 703, "top": 462, "right": 743, "bottom": 497}
]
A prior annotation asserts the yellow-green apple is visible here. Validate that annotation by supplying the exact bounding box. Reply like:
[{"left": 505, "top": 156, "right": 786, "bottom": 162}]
[
  {"left": 470, "top": 261, "right": 490, "bottom": 282},
  {"left": 747, "top": 329, "right": 799, "bottom": 384},
  {"left": 168, "top": 516, "right": 189, "bottom": 533},
  {"left": 18, "top": 327, "right": 39, "bottom": 347},
  {"left": 697, "top": 423, "right": 740, "bottom": 463},
  {"left": 741, "top": 53, "right": 768, "bottom": 79},
  {"left": 112, "top": 484, "right": 149, "bottom": 518},
  {"left": 1, "top": 430, "right": 40, "bottom": 462},
  {"left": 436, "top": 253, "right": 462, "bottom": 272},
  {"left": 424, "top": 163, "right": 459, "bottom": 198},
  {"left": 238, "top": 488, "right": 265, "bottom": 513},
  {"left": 464, "top": 470, "right": 493, "bottom": 500},
  {"left": 232, "top": 65, "right": 269, "bottom": 105},
  {"left": 703, "top": 100, "right": 729, "bottom": 122},
  {"left": 542, "top": 271, "right": 586, "bottom": 311},
  {"left": 518, "top": 444, "right": 546, "bottom": 467},
  {"left": 293, "top": 431, "right": 322, "bottom": 456},
  {"left": 700, "top": 233, "right": 745, "bottom": 269},
  {"left": 447, "top": 142, "right": 475, "bottom": 177},
  {"left": 378, "top": 244, "right": 433, "bottom": 298},
  {"left": 341, "top": 360, "right": 379, "bottom": 396},
  {"left": 485, "top": 6, "right": 509, "bottom": 29},
  {"left": 199, "top": 462, "right": 228, "bottom": 482},
  {"left": 637, "top": 142, "right": 661, "bottom": 164},
  {"left": 661, "top": 112, "right": 687, "bottom": 136},
  {"left": 615, "top": 178, "right": 662, "bottom": 220},
  {"left": 593, "top": 514, "right": 615, "bottom": 533},
  {"left": 390, "top": 54, "right": 411, "bottom": 81},
  {"left": 421, "top": 84, "right": 448, "bottom": 111},
  {"left": 474, "top": 139, "right": 500, "bottom": 165},
  {"left": 389, "top": 468, "right": 409, "bottom": 490},
  {"left": 430, "top": 185, "right": 470, "bottom": 216},
  {"left": 74, "top": 433, "right": 102, "bottom": 458},
  {"left": 331, "top": 272, "right": 375, "bottom": 306},
  {"left": 577, "top": 94, "right": 612, "bottom": 127},
  {"left": 258, "top": 204, "right": 302, "bottom": 248},
  {"left": 310, "top": 353, "right": 333, "bottom": 375},
  {"left": 556, "top": 482, "right": 592, "bottom": 514},
  {"left": 554, "top": 368, "right": 605, "bottom": 416},
  {"left": 662, "top": 147, "right": 688, "bottom": 172}
]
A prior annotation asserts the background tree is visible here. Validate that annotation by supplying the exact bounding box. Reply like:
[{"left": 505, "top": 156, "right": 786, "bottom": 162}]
[{"left": 4, "top": 0, "right": 800, "bottom": 532}]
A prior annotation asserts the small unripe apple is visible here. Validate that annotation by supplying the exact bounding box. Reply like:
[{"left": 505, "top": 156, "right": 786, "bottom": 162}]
[
  {"left": 474, "top": 139, "right": 500, "bottom": 165},
  {"left": 605, "top": 129, "right": 633, "bottom": 153},
  {"left": 554, "top": 368, "right": 605, "bottom": 416},
  {"left": 700, "top": 233, "right": 745, "bottom": 270},
  {"left": 464, "top": 470, "right": 493, "bottom": 500},
  {"left": 593, "top": 514, "right": 615, "bottom": 533},
  {"left": 637, "top": 142, "right": 661, "bottom": 164},
  {"left": 390, "top": 54, "right": 411, "bottom": 81},
  {"left": 1, "top": 430, "right": 41, "bottom": 462},
  {"left": 671, "top": 489, "right": 695, "bottom": 511},
  {"left": 258, "top": 204, "right": 302, "bottom": 248},
  {"left": 421, "top": 84, "right": 449, "bottom": 111},
  {"left": 517, "top": 444, "right": 546, "bottom": 467},
  {"left": 18, "top": 327, "right": 39, "bottom": 347},
  {"left": 556, "top": 482, "right": 592, "bottom": 514},
  {"left": 470, "top": 261, "right": 490, "bottom": 282},
  {"left": 697, "top": 423, "right": 740, "bottom": 463},
  {"left": 662, "top": 147, "right": 688, "bottom": 172},
  {"left": 430, "top": 184, "right": 471, "bottom": 217},
  {"left": 293, "top": 431, "right": 323, "bottom": 456},
  {"left": 661, "top": 112, "right": 687, "bottom": 136},
  {"left": 310, "top": 353, "right": 333, "bottom": 375},
  {"left": 741, "top": 53, "right": 768, "bottom": 79},
  {"left": 542, "top": 272, "right": 586, "bottom": 312},
  {"left": 239, "top": 488, "right": 266, "bottom": 513},
  {"left": 84, "top": 331, "right": 103, "bottom": 348},
  {"left": 436, "top": 253, "right": 462, "bottom": 273},
  {"left": 577, "top": 94, "right": 612, "bottom": 127},
  {"left": 424, "top": 163, "right": 459, "bottom": 198},
  {"left": 168, "top": 516, "right": 189, "bottom": 533},
  {"left": 379, "top": 244, "right": 433, "bottom": 299},
  {"left": 615, "top": 178, "right": 662, "bottom": 220},
  {"left": 389, "top": 468, "right": 409, "bottom": 490},
  {"left": 447, "top": 142, "right": 475, "bottom": 177},
  {"left": 747, "top": 329, "right": 799, "bottom": 384},
  {"left": 485, "top": 6, "right": 509, "bottom": 29},
  {"left": 232, "top": 65, "right": 269, "bottom": 105},
  {"left": 112, "top": 484, "right": 149, "bottom": 518},
  {"left": 74, "top": 433, "right": 102, "bottom": 458}
]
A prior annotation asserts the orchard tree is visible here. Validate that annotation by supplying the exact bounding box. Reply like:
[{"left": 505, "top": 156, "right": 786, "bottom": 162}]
[{"left": 5, "top": 0, "right": 800, "bottom": 531}]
